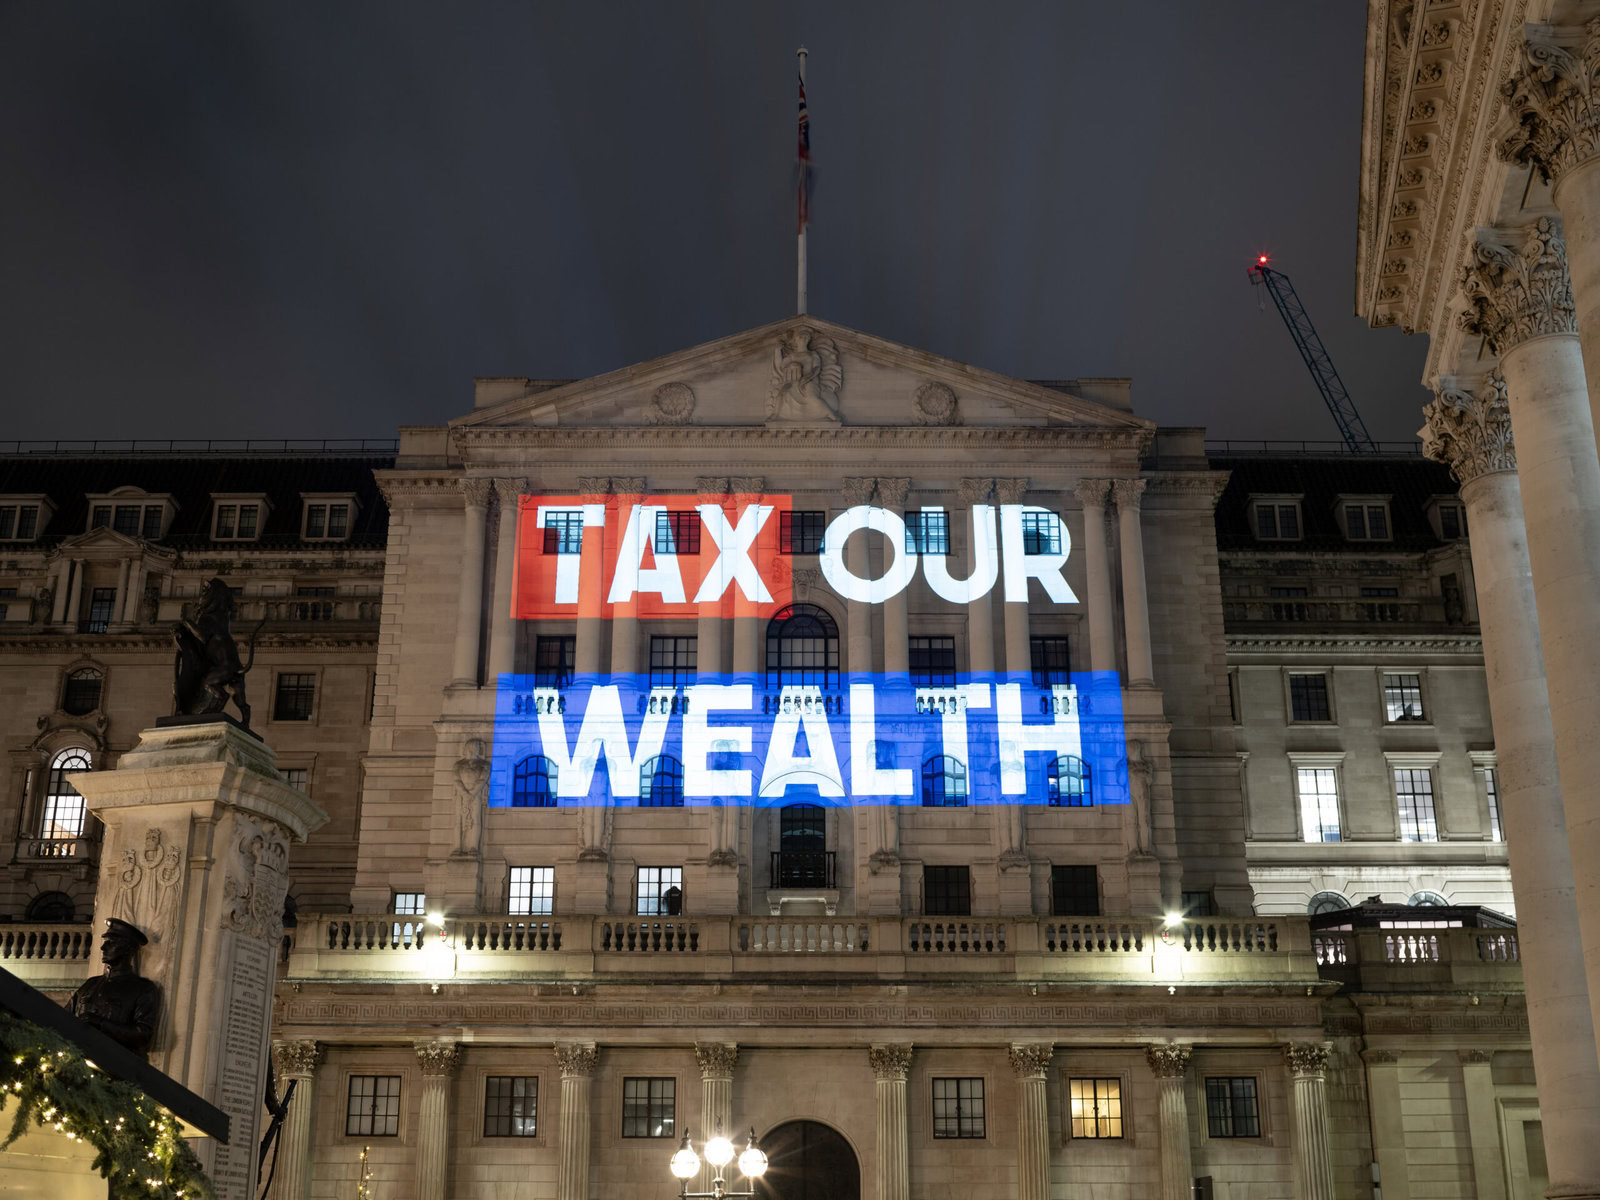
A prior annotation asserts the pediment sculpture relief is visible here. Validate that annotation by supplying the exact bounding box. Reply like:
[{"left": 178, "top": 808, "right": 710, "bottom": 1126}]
[
  {"left": 648, "top": 382, "right": 696, "bottom": 425},
  {"left": 913, "top": 381, "right": 961, "bottom": 426},
  {"left": 768, "top": 326, "right": 842, "bottom": 424}
]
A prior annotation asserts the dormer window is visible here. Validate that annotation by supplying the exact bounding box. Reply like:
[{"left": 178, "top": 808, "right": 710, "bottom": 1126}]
[
  {"left": 86, "top": 489, "right": 174, "bottom": 540},
  {"left": 1249, "top": 496, "right": 1302, "bottom": 542},
  {"left": 1428, "top": 498, "right": 1468, "bottom": 540},
  {"left": 212, "top": 494, "right": 270, "bottom": 542},
  {"left": 0, "top": 496, "right": 49, "bottom": 542},
  {"left": 1336, "top": 496, "right": 1392, "bottom": 542},
  {"left": 302, "top": 494, "right": 358, "bottom": 541}
]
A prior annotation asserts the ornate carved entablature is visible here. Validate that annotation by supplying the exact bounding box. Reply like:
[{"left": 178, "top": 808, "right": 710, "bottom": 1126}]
[
  {"left": 1498, "top": 19, "right": 1600, "bottom": 187},
  {"left": 1420, "top": 371, "right": 1516, "bottom": 485},
  {"left": 1457, "top": 218, "right": 1577, "bottom": 354}
]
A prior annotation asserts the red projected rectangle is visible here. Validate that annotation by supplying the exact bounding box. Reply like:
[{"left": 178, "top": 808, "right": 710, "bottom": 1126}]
[{"left": 512, "top": 492, "right": 795, "bottom": 620}]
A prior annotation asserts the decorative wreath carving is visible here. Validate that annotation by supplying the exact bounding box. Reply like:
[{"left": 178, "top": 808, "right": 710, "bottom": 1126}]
[
  {"left": 648, "top": 382, "right": 696, "bottom": 425},
  {"left": 913, "top": 381, "right": 960, "bottom": 425}
]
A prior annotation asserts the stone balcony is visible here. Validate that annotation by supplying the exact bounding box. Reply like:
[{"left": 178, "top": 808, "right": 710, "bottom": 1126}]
[{"left": 1312, "top": 926, "right": 1524, "bottom": 993}]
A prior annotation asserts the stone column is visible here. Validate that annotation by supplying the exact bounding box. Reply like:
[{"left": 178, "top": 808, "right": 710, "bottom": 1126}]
[
  {"left": 574, "top": 478, "right": 610, "bottom": 677},
  {"left": 1421, "top": 374, "right": 1600, "bottom": 1198},
  {"left": 1146, "top": 1045, "right": 1193, "bottom": 1200},
  {"left": 1362, "top": 1050, "right": 1410, "bottom": 1200},
  {"left": 869, "top": 1044, "right": 912, "bottom": 1200},
  {"left": 450, "top": 478, "right": 492, "bottom": 686},
  {"left": 122, "top": 559, "right": 145, "bottom": 624},
  {"left": 414, "top": 1041, "right": 460, "bottom": 1200},
  {"left": 1458, "top": 1050, "right": 1508, "bottom": 1200},
  {"left": 695, "top": 1043, "right": 738, "bottom": 1192},
  {"left": 63, "top": 558, "right": 83, "bottom": 629},
  {"left": 842, "top": 478, "right": 878, "bottom": 674},
  {"left": 609, "top": 477, "right": 646, "bottom": 677},
  {"left": 48, "top": 559, "right": 69, "bottom": 624},
  {"left": 994, "top": 478, "right": 1031, "bottom": 869},
  {"left": 1072, "top": 479, "right": 1116, "bottom": 673},
  {"left": 556, "top": 1042, "right": 598, "bottom": 1200},
  {"left": 694, "top": 477, "right": 730, "bottom": 678},
  {"left": 1112, "top": 478, "right": 1154, "bottom": 687},
  {"left": 994, "top": 478, "right": 1032, "bottom": 674},
  {"left": 1283, "top": 1043, "right": 1334, "bottom": 1200},
  {"left": 488, "top": 477, "right": 527, "bottom": 682},
  {"left": 729, "top": 477, "right": 766, "bottom": 677},
  {"left": 877, "top": 478, "right": 911, "bottom": 673},
  {"left": 959, "top": 479, "right": 996, "bottom": 673},
  {"left": 1459, "top": 218, "right": 1600, "bottom": 1059},
  {"left": 112, "top": 557, "right": 131, "bottom": 627},
  {"left": 267, "top": 1040, "right": 321, "bottom": 1200},
  {"left": 1009, "top": 1043, "right": 1053, "bottom": 1200}
]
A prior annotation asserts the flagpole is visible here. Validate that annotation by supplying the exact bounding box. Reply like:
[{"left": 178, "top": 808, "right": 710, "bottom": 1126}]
[{"left": 797, "top": 45, "right": 808, "bottom": 316}]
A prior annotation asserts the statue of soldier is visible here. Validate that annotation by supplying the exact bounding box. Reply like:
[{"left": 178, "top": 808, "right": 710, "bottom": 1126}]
[{"left": 67, "top": 917, "right": 162, "bottom": 1058}]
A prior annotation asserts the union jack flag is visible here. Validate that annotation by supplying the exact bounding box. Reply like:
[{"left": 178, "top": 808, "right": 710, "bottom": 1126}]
[{"left": 797, "top": 72, "right": 811, "bottom": 234}]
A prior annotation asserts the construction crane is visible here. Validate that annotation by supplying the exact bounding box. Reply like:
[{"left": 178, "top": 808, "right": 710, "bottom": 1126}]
[{"left": 1248, "top": 255, "right": 1378, "bottom": 453}]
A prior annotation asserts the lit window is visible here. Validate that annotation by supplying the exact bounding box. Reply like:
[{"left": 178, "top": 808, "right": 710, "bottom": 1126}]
[
  {"left": 1383, "top": 674, "right": 1425, "bottom": 722},
  {"left": 621, "top": 1077, "right": 675, "bottom": 1138},
  {"left": 346, "top": 1075, "right": 401, "bottom": 1137},
  {"left": 484, "top": 1076, "right": 538, "bottom": 1138},
  {"left": 1047, "top": 756, "right": 1091, "bottom": 807},
  {"left": 1020, "top": 511, "right": 1062, "bottom": 555},
  {"left": 512, "top": 756, "right": 557, "bottom": 807},
  {"left": 1296, "top": 768, "right": 1341, "bottom": 842},
  {"left": 1288, "top": 674, "right": 1331, "bottom": 722},
  {"left": 653, "top": 511, "right": 700, "bottom": 555},
  {"left": 921, "top": 756, "right": 968, "bottom": 807},
  {"left": 1205, "top": 1077, "right": 1261, "bottom": 1138},
  {"left": 392, "top": 892, "right": 426, "bottom": 916},
  {"left": 61, "top": 668, "right": 103, "bottom": 715},
  {"left": 909, "top": 636, "right": 956, "bottom": 687},
  {"left": 1051, "top": 865, "right": 1098, "bottom": 916},
  {"left": 508, "top": 867, "right": 554, "bottom": 916},
  {"left": 41, "top": 749, "right": 90, "bottom": 840},
  {"left": 635, "top": 867, "right": 683, "bottom": 916},
  {"left": 1484, "top": 768, "right": 1502, "bottom": 842},
  {"left": 639, "top": 756, "right": 684, "bottom": 808},
  {"left": 932, "top": 1077, "right": 985, "bottom": 1139},
  {"left": 906, "top": 509, "right": 950, "bottom": 554},
  {"left": 779, "top": 510, "right": 827, "bottom": 555},
  {"left": 1254, "top": 502, "right": 1301, "bottom": 541},
  {"left": 923, "top": 865, "right": 971, "bottom": 916},
  {"left": 1069, "top": 1078, "right": 1123, "bottom": 1139},
  {"left": 273, "top": 673, "right": 316, "bottom": 721},
  {"left": 1395, "top": 768, "right": 1439, "bottom": 843},
  {"left": 542, "top": 511, "right": 585, "bottom": 555}
]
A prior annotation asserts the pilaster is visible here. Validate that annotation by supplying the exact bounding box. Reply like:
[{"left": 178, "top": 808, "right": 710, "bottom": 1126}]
[
  {"left": 1283, "top": 1042, "right": 1335, "bottom": 1200},
  {"left": 267, "top": 1039, "right": 322, "bottom": 1200},
  {"left": 869, "top": 1044, "right": 912, "bottom": 1200},
  {"left": 1009, "top": 1043, "right": 1053, "bottom": 1200},
  {"left": 1146, "top": 1045, "right": 1193, "bottom": 1200},
  {"left": 414, "top": 1041, "right": 460, "bottom": 1200},
  {"left": 556, "top": 1042, "right": 598, "bottom": 1200}
]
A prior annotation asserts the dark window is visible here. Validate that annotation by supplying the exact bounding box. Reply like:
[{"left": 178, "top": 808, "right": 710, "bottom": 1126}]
[
  {"left": 85, "top": 588, "right": 116, "bottom": 633},
  {"left": 621, "top": 1077, "right": 675, "bottom": 1138},
  {"left": 24, "top": 891, "right": 75, "bottom": 923},
  {"left": 1205, "top": 1077, "right": 1261, "bottom": 1138},
  {"left": 61, "top": 668, "right": 103, "bottom": 715},
  {"left": 639, "top": 756, "right": 684, "bottom": 807},
  {"left": 779, "top": 510, "right": 826, "bottom": 555},
  {"left": 1030, "top": 636, "right": 1071, "bottom": 687},
  {"left": 237, "top": 504, "right": 259, "bottom": 539},
  {"left": 909, "top": 636, "right": 956, "bottom": 686},
  {"left": 653, "top": 510, "right": 700, "bottom": 555},
  {"left": 534, "top": 636, "right": 576, "bottom": 689},
  {"left": 924, "top": 865, "right": 971, "bottom": 916},
  {"left": 328, "top": 504, "right": 350, "bottom": 538},
  {"left": 1345, "top": 503, "right": 1389, "bottom": 541},
  {"left": 921, "top": 756, "right": 968, "bottom": 808},
  {"left": 1051, "top": 865, "right": 1099, "bottom": 916},
  {"left": 273, "top": 673, "right": 317, "bottom": 721},
  {"left": 141, "top": 507, "right": 162, "bottom": 539},
  {"left": 1047, "top": 756, "right": 1091, "bottom": 806},
  {"left": 765, "top": 604, "right": 839, "bottom": 689},
  {"left": 112, "top": 506, "right": 140, "bottom": 536},
  {"left": 1288, "top": 674, "right": 1330, "bottom": 722},
  {"left": 543, "top": 511, "right": 585, "bottom": 555},
  {"left": 906, "top": 509, "right": 950, "bottom": 554},
  {"left": 775, "top": 803, "right": 830, "bottom": 887},
  {"left": 931, "top": 1077, "right": 985, "bottom": 1139},
  {"left": 90, "top": 506, "right": 111, "bottom": 530},
  {"left": 1307, "top": 891, "right": 1348, "bottom": 916},
  {"left": 1440, "top": 505, "right": 1463, "bottom": 539},
  {"left": 513, "top": 756, "right": 557, "bottom": 807},
  {"left": 484, "top": 1076, "right": 538, "bottom": 1137},
  {"left": 1069, "top": 1077, "right": 1123, "bottom": 1139},
  {"left": 346, "top": 1075, "right": 402, "bottom": 1137},
  {"left": 1383, "top": 673, "right": 1425, "bottom": 722},
  {"left": 649, "top": 636, "right": 696, "bottom": 688},
  {"left": 1255, "top": 503, "right": 1300, "bottom": 540},
  {"left": 1020, "top": 511, "right": 1061, "bottom": 555},
  {"left": 1181, "top": 890, "right": 1216, "bottom": 917},
  {"left": 16, "top": 506, "right": 37, "bottom": 539},
  {"left": 635, "top": 867, "right": 683, "bottom": 916},
  {"left": 306, "top": 504, "right": 327, "bottom": 538}
]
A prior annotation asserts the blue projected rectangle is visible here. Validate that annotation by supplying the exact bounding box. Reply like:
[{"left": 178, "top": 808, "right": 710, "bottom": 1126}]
[{"left": 489, "top": 671, "right": 1128, "bottom": 809}]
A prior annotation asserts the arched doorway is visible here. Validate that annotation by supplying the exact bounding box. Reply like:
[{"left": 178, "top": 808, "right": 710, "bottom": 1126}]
[{"left": 755, "top": 1120, "right": 859, "bottom": 1200}]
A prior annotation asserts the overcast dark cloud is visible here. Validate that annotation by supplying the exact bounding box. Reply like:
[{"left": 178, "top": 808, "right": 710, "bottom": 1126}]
[{"left": 0, "top": 1, "right": 1432, "bottom": 444}]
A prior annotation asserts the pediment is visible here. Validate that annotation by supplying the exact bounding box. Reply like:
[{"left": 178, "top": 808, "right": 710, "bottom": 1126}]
[
  {"left": 55, "top": 527, "right": 143, "bottom": 554},
  {"left": 452, "top": 316, "right": 1152, "bottom": 436}
]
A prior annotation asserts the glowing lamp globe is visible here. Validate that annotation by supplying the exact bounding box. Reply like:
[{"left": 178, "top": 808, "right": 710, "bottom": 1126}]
[
  {"left": 669, "top": 1134, "right": 700, "bottom": 1179},
  {"left": 738, "top": 1129, "right": 768, "bottom": 1178},
  {"left": 705, "top": 1132, "right": 736, "bottom": 1167}
]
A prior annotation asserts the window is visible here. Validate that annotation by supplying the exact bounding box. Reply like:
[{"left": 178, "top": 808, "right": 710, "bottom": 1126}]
[
  {"left": 85, "top": 588, "right": 116, "bottom": 633},
  {"left": 543, "top": 511, "right": 585, "bottom": 555},
  {"left": 346, "top": 1075, "right": 402, "bottom": 1137},
  {"left": 509, "top": 867, "right": 555, "bottom": 916},
  {"left": 112, "top": 506, "right": 140, "bottom": 536},
  {"left": 41, "top": 749, "right": 90, "bottom": 840},
  {"left": 91, "top": 506, "right": 111, "bottom": 530},
  {"left": 1020, "top": 511, "right": 1061, "bottom": 555},
  {"left": 1383, "top": 673, "right": 1425, "bottom": 722},
  {"left": 1344, "top": 502, "right": 1391, "bottom": 541},
  {"left": 1362, "top": 586, "right": 1403, "bottom": 622},
  {"left": 1205, "top": 1077, "right": 1261, "bottom": 1138},
  {"left": 1288, "top": 674, "right": 1331, "bottom": 722},
  {"left": 921, "top": 756, "right": 968, "bottom": 807},
  {"left": 0, "top": 587, "right": 16, "bottom": 621},
  {"left": 1484, "top": 768, "right": 1502, "bottom": 842},
  {"left": 534, "top": 636, "right": 575, "bottom": 689},
  {"left": 0, "top": 504, "right": 42, "bottom": 541},
  {"left": 1030, "top": 636, "right": 1071, "bottom": 687},
  {"left": 779, "top": 510, "right": 826, "bottom": 555},
  {"left": 1253, "top": 502, "right": 1302, "bottom": 541},
  {"left": 653, "top": 510, "right": 700, "bottom": 555},
  {"left": 1269, "top": 586, "right": 1309, "bottom": 622},
  {"left": 1182, "top": 890, "right": 1216, "bottom": 917},
  {"left": 1047, "top": 756, "right": 1091, "bottom": 807},
  {"left": 281, "top": 767, "right": 309, "bottom": 794},
  {"left": 141, "top": 507, "right": 163, "bottom": 539},
  {"left": 512, "top": 756, "right": 557, "bottom": 807},
  {"left": 649, "top": 636, "right": 696, "bottom": 688},
  {"left": 909, "top": 636, "right": 956, "bottom": 686},
  {"left": 392, "top": 892, "right": 426, "bottom": 916},
  {"left": 293, "top": 585, "right": 335, "bottom": 621},
  {"left": 1069, "top": 1078, "right": 1123, "bottom": 1139},
  {"left": 273, "top": 673, "right": 317, "bottom": 721},
  {"left": 622, "top": 1077, "right": 676, "bottom": 1138},
  {"left": 931, "top": 1078, "right": 985, "bottom": 1139},
  {"left": 1051, "top": 865, "right": 1099, "bottom": 916},
  {"left": 776, "top": 803, "right": 829, "bottom": 887},
  {"left": 1296, "top": 768, "right": 1341, "bottom": 843},
  {"left": 906, "top": 509, "right": 950, "bottom": 555},
  {"left": 305, "top": 502, "right": 352, "bottom": 540},
  {"left": 923, "top": 865, "right": 971, "bottom": 916},
  {"left": 1395, "top": 768, "right": 1439, "bottom": 842},
  {"left": 1408, "top": 890, "right": 1448, "bottom": 907},
  {"left": 639, "top": 756, "right": 684, "bottom": 807},
  {"left": 1307, "top": 891, "right": 1349, "bottom": 916},
  {"left": 25, "top": 892, "right": 75, "bottom": 922},
  {"left": 213, "top": 502, "right": 261, "bottom": 541},
  {"left": 635, "top": 867, "right": 683, "bottom": 916},
  {"left": 765, "top": 604, "right": 838, "bottom": 689},
  {"left": 1435, "top": 501, "right": 1467, "bottom": 540},
  {"left": 61, "top": 668, "right": 103, "bottom": 715},
  {"left": 484, "top": 1076, "right": 538, "bottom": 1138}
]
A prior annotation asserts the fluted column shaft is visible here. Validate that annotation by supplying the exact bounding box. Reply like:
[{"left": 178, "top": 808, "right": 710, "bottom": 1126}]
[
  {"left": 1421, "top": 377, "right": 1600, "bottom": 1197},
  {"left": 869, "top": 1045, "right": 911, "bottom": 1200},
  {"left": 49, "top": 560, "right": 69, "bottom": 623},
  {"left": 1113, "top": 479, "right": 1154, "bottom": 687},
  {"left": 414, "top": 1042, "right": 459, "bottom": 1200},
  {"left": 112, "top": 558, "right": 130, "bottom": 626},
  {"left": 556, "top": 1043, "right": 598, "bottom": 1200},
  {"left": 452, "top": 479, "right": 492, "bottom": 686},
  {"left": 64, "top": 558, "right": 83, "bottom": 628},
  {"left": 995, "top": 479, "right": 1032, "bottom": 673},
  {"left": 1284, "top": 1044, "right": 1334, "bottom": 1200},
  {"left": 959, "top": 481, "right": 996, "bottom": 673},
  {"left": 729, "top": 477, "right": 765, "bottom": 677},
  {"left": 122, "top": 559, "right": 144, "bottom": 624},
  {"left": 696, "top": 1044, "right": 738, "bottom": 1193},
  {"left": 608, "top": 478, "right": 645, "bottom": 677},
  {"left": 694, "top": 479, "right": 730, "bottom": 679},
  {"left": 574, "top": 480, "right": 609, "bottom": 677},
  {"left": 1147, "top": 1046, "right": 1193, "bottom": 1200},
  {"left": 267, "top": 1040, "right": 321, "bottom": 1200},
  {"left": 488, "top": 478, "right": 525, "bottom": 681},
  {"left": 1073, "top": 479, "right": 1116, "bottom": 672},
  {"left": 842, "top": 479, "right": 877, "bottom": 674},
  {"left": 878, "top": 479, "right": 910, "bottom": 673},
  {"left": 1010, "top": 1044, "right": 1053, "bottom": 1200}
]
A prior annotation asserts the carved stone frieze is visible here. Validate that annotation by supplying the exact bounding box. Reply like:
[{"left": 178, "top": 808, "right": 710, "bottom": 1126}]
[
  {"left": 912, "top": 381, "right": 960, "bottom": 425},
  {"left": 1499, "top": 20, "right": 1600, "bottom": 185},
  {"left": 1283, "top": 1041, "right": 1331, "bottom": 1078},
  {"left": 1420, "top": 371, "right": 1515, "bottom": 484},
  {"left": 220, "top": 817, "right": 291, "bottom": 944},
  {"left": 648, "top": 382, "right": 696, "bottom": 425},
  {"left": 695, "top": 1042, "right": 739, "bottom": 1079},
  {"left": 576, "top": 477, "right": 611, "bottom": 498},
  {"left": 1008, "top": 1042, "right": 1054, "bottom": 1078},
  {"left": 555, "top": 1041, "right": 599, "bottom": 1076},
  {"left": 414, "top": 1040, "right": 460, "bottom": 1077},
  {"left": 1145, "top": 1044, "right": 1192, "bottom": 1078},
  {"left": 768, "top": 326, "right": 842, "bottom": 424},
  {"left": 868, "top": 1043, "right": 913, "bottom": 1080},
  {"left": 611, "top": 477, "right": 646, "bottom": 495},
  {"left": 1458, "top": 217, "right": 1577, "bottom": 354},
  {"left": 272, "top": 1038, "right": 323, "bottom": 1077}
]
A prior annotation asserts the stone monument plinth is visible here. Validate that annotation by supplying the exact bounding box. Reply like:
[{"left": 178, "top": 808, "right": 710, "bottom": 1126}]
[{"left": 70, "top": 719, "right": 327, "bottom": 1200}]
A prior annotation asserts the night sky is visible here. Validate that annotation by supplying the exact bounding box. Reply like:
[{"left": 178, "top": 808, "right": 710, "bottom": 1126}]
[{"left": 0, "top": 2, "right": 1433, "bottom": 444}]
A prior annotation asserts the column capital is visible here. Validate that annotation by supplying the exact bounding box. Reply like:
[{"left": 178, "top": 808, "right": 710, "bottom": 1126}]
[
  {"left": 729, "top": 476, "right": 766, "bottom": 494},
  {"left": 576, "top": 476, "right": 611, "bottom": 498},
  {"left": 874, "top": 477, "right": 911, "bottom": 509},
  {"left": 694, "top": 476, "right": 730, "bottom": 496},
  {"left": 1072, "top": 478, "right": 1111, "bottom": 509},
  {"left": 415, "top": 1040, "right": 461, "bottom": 1078},
  {"left": 458, "top": 476, "right": 494, "bottom": 509},
  {"left": 993, "top": 478, "right": 1029, "bottom": 505},
  {"left": 493, "top": 476, "right": 528, "bottom": 506},
  {"left": 272, "top": 1038, "right": 323, "bottom": 1078},
  {"left": 695, "top": 1042, "right": 739, "bottom": 1080},
  {"left": 1283, "top": 1042, "right": 1330, "bottom": 1079},
  {"left": 1008, "top": 1042, "right": 1054, "bottom": 1079},
  {"left": 868, "top": 1043, "right": 913, "bottom": 1081},
  {"left": 1421, "top": 372, "right": 1516, "bottom": 484},
  {"left": 1458, "top": 217, "right": 1577, "bottom": 355},
  {"left": 555, "top": 1041, "right": 599, "bottom": 1077},
  {"left": 1145, "top": 1044, "right": 1193, "bottom": 1078},
  {"left": 611, "top": 477, "right": 646, "bottom": 495},
  {"left": 1111, "top": 477, "right": 1147, "bottom": 511},
  {"left": 1498, "top": 21, "right": 1600, "bottom": 187},
  {"left": 1457, "top": 1048, "right": 1494, "bottom": 1065},
  {"left": 958, "top": 477, "right": 994, "bottom": 504},
  {"left": 841, "top": 477, "right": 878, "bottom": 506}
]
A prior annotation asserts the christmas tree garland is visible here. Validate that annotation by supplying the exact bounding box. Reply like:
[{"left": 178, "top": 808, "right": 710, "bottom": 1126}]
[{"left": 0, "top": 1008, "right": 212, "bottom": 1199}]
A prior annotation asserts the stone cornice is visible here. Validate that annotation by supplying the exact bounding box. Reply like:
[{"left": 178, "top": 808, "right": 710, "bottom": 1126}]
[
  {"left": 450, "top": 425, "right": 1154, "bottom": 453},
  {"left": 1226, "top": 633, "right": 1483, "bottom": 656},
  {"left": 1458, "top": 217, "right": 1577, "bottom": 353},
  {"left": 1421, "top": 371, "right": 1516, "bottom": 483},
  {"left": 0, "top": 630, "right": 381, "bottom": 652},
  {"left": 1143, "top": 472, "right": 1232, "bottom": 506}
]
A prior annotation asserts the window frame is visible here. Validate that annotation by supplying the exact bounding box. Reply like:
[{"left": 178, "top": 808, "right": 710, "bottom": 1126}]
[
  {"left": 620, "top": 1076, "right": 677, "bottom": 1139},
  {"left": 1428, "top": 497, "right": 1469, "bottom": 541},
  {"left": 906, "top": 508, "right": 951, "bottom": 555},
  {"left": 653, "top": 510, "right": 701, "bottom": 556},
  {"left": 1029, "top": 635, "right": 1071, "bottom": 688},
  {"left": 635, "top": 866, "right": 684, "bottom": 917},
  {"left": 271, "top": 670, "right": 320, "bottom": 723},
  {"left": 1284, "top": 670, "right": 1335, "bottom": 724},
  {"left": 512, "top": 755, "right": 558, "bottom": 808},
  {"left": 1019, "top": 511, "right": 1063, "bottom": 556},
  {"left": 1288, "top": 754, "right": 1346, "bottom": 844},
  {"left": 508, "top": 866, "right": 555, "bottom": 916},
  {"left": 922, "top": 865, "right": 972, "bottom": 916},
  {"left": 1204, "top": 1074, "right": 1264, "bottom": 1139},
  {"left": 920, "top": 755, "right": 969, "bottom": 808},
  {"left": 1051, "top": 865, "right": 1100, "bottom": 917},
  {"left": 909, "top": 635, "right": 957, "bottom": 687},
  {"left": 1249, "top": 496, "right": 1304, "bottom": 542},
  {"left": 344, "top": 1073, "right": 403, "bottom": 1138},
  {"left": 0, "top": 496, "right": 50, "bottom": 543},
  {"left": 930, "top": 1076, "right": 987, "bottom": 1140},
  {"left": 533, "top": 635, "right": 576, "bottom": 689},
  {"left": 1047, "top": 755, "right": 1092, "bottom": 807},
  {"left": 1066, "top": 1074, "right": 1129, "bottom": 1142},
  {"left": 60, "top": 666, "right": 104, "bottom": 716},
  {"left": 1470, "top": 752, "right": 1502, "bottom": 843},
  {"left": 648, "top": 635, "right": 697, "bottom": 689},
  {"left": 542, "top": 510, "right": 586, "bottom": 555},
  {"left": 40, "top": 747, "right": 92, "bottom": 841},
  {"left": 482, "top": 1074, "right": 540, "bottom": 1139},
  {"left": 1380, "top": 670, "right": 1429, "bottom": 725},
  {"left": 1337, "top": 496, "right": 1393, "bottom": 543},
  {"left": 1388, "top": 755, "right": 1441, "bottom": 843},
  {"left": 639, "top": 755, "right": 685, "bottom": 808},
  {"left": 301, "top": 493, "right": 359, "bottom": 542},
  {"left": 210, "top": 494, "right": 269, "bottom": 542},
  {"left": 778, "top": 510, "right": 827, "bottom": 555}
]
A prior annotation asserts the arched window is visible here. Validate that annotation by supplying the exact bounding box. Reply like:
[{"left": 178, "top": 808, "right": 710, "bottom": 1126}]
[
  {"left": 61, "top": 668, "right": 103, "bottom": 716},
  {"left": 639, "top": 756, "right": 684, "bottom": 807},
  {"left": 1408, "top": 890, "right": 1448, "bottom": 907},
  {"left": 25, "top": 892, "right": 75, "bottom": 922},
  {"left": 1307, "top": 891, "right": 1350, "bottom": 916},
  {"left": 512, "top": 756, "right": 557, "bottom": 808},
  {"left": 921, "top": 756, "right": 969, "bottom": 808},
  {"left": 1047, "top": 756, "right": 1092, "bottom": 807},
  {"left": 42, "top": 749, "right": 90, "bottom": 840},
  {"left": 766, "top": 604, "right": 839, "bottom": 690}
]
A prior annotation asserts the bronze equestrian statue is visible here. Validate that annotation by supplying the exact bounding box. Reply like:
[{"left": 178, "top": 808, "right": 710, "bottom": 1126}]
[{"left": 172, "top": 577, "right": 263, "bottom": 729}]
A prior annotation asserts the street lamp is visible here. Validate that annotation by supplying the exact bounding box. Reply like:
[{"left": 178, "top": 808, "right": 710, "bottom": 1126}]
[{"left": 668, "top": 1126, "right": 768, "bottom": 1198}]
